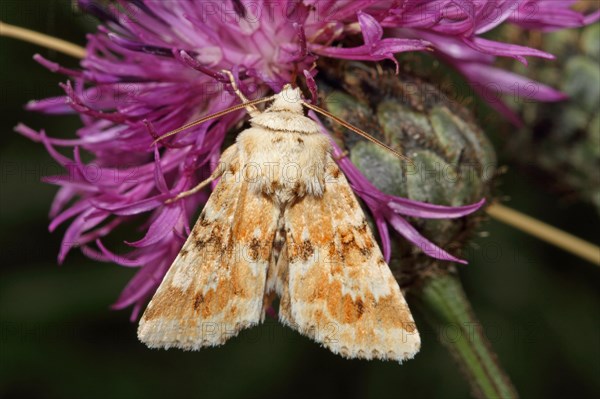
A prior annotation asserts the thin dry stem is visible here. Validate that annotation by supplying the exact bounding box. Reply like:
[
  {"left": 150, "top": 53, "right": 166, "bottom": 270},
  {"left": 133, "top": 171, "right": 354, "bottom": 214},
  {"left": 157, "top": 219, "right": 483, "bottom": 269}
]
[
  {"left": 487, "top": 203, "right": 599, "bottom": 266},
  {"left": 0, "top": 21, "right": 86, "bottom": 58}
]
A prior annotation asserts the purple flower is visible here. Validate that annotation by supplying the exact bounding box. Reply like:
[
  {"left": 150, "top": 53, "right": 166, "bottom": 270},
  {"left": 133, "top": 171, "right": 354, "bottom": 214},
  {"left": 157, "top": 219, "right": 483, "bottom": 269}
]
[
  {"left": 19, "top": 0, "right": 597, "bottom": 317},
  {"left": 379, "top": 0, "right": 598, "bottom": 125}
]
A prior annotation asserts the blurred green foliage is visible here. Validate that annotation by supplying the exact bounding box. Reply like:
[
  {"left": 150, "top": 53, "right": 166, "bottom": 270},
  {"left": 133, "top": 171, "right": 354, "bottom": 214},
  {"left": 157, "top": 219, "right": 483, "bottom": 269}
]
[{"left": 1, "top": 1, "right": 599, "bottom": 398}]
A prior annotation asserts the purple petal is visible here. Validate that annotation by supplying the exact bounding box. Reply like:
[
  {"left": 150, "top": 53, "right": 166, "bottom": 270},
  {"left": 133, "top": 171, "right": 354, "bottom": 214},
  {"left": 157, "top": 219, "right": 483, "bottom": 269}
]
[
  {"left": 49, "top": 199, "right": 90, "bottom": 232},
  {"left": 58, "top": 209, "right": 108, "bottom": 263},
  {"left": 49, "top": 186, "right": 78, "bottom": 218},
  {"left": 91, "top": 193, "right": 166, "bottom": 216},
  {"left": 458, "top": 62, "right": 568, "bottom": 101},
  {"left": 125, "top": 206, "right": 182, "bottom": 247},
  {"left": 108, "top": 33, "right": 174, "bottom": 57},
  {"left": 375, "top": 213, "right": 391, "bottom": 263},
  {"left": 26, "top": 97, "right": 72, "bottom": 114},
  {"left": 78, "top": 217, "right": 123, "bottom": 244},
  {"left": 111, "top": 261, "right": 165, "bottom": 309},
  {"left": 312, "top": 38, "right": 430, "bottom": 61},
  {"left": 387, "top": 214, "right": 467, "bottom": 264},
  {"left": 388, "top": 197, "right": 485, "bottom": 219},
  {"left": 33, "top": 54, "right": 82, "bottom": 77},
  {"left": 175, "top": 50, "right": 226, "bottom": 82},
  {"left": 95, "top": 239, "right": 145, "bottom": 267},
  {"left": 356, "top": 187, "right": 486, "bottom": 219},
  {"left": 464, "top": 37, "right": 555, "bottom": 65},
  {"left": 583, "top": 9, "right": 600, "bottom": 25},
  {"left": 357, "top": 11, "right": 383, "bottom": 45},
  {"left": 152, "top": 144, "right": 169, "bottom": 194},
  {"left": 111, "top": 244, "right": 177, "bottom": 309},
  {"left": 303, "top": 69, "right": 318, "bottom": 104},
  {"left": 473, "top": 1, "right": 520, "bottom": 34}
]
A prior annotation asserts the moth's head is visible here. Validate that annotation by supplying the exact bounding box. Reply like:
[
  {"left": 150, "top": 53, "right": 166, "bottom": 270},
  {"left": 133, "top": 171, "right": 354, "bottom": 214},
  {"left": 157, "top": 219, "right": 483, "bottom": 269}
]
[{"left": 267, "top": 84, "right": 304, "bottom": 114}]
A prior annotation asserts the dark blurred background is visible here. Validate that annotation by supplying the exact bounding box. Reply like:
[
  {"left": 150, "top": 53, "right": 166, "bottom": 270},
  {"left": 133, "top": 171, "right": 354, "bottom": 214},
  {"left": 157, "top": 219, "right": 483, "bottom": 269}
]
[{"left": 1, "top": 1, "right": 599, "bottom": 398}]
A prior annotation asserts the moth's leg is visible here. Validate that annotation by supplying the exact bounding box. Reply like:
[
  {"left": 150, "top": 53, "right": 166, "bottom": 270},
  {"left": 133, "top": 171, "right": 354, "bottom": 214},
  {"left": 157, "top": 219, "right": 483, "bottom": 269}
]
[
  {"left": 221, "top": 69, "right": 260, "bottom": 117},
  {"left": 166, "top": 175, "right": 216, "bottom": 203},
  {"left": 166, "top": 145, "right": 238, "bottom": 203},
  {"left": 333, "top": 150, "right": 349, "bottom": 162}
]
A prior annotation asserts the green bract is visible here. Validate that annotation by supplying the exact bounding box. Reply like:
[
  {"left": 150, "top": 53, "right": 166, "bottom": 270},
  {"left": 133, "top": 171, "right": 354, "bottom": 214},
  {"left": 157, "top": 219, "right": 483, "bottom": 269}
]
[{"left": 318, "top": 62, "right": 496, "bottom": 285}]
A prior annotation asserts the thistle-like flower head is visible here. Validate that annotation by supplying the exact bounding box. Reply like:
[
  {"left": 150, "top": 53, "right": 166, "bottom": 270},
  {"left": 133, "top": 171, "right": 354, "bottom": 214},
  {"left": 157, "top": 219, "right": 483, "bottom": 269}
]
[{"left": 18, "top": 0, "right": 598, "bottom": 317}]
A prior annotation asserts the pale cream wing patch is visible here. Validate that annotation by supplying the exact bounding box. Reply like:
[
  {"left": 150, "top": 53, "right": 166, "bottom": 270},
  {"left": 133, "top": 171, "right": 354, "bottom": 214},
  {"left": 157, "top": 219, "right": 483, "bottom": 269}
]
[
  {"left": 280, "top": 158, "right": 421, "bottom": 362},
  {"left": 138, "top": 157, "right": 280, "bottom": 350}
]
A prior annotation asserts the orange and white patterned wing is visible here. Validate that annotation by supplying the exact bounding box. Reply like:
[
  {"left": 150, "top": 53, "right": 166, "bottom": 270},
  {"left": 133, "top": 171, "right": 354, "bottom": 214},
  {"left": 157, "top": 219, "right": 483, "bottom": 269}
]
[
  {"left": 279, "top": 158, "right": 420, "bottom": 362},
  {"left": 138, "top": 154, "right": 280, "bottom": 350}
]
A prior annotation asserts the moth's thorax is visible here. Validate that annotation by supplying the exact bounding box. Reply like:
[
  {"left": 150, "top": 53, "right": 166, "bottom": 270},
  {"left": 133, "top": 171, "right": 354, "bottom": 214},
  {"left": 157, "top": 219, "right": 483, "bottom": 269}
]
[
  {"left": 250, "top": 110, "right": 321, "bottom": 134},
  {"left": 236, "top": 120, "right": 331, "bottom": 204}
]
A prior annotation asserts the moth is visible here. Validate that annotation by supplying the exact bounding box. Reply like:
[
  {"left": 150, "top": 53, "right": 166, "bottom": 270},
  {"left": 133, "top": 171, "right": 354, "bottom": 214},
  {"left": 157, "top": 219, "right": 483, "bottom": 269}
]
[{"left": 138, "top": 78, "right": 421, "bottom": 362}]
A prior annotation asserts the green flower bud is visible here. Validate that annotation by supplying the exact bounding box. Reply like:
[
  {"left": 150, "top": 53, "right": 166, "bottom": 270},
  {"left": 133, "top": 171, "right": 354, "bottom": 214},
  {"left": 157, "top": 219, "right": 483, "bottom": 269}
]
[
  {"left": 317, "top": 62, "right": 496, "bottom": 286},
  {"left": 506, "top": 23, "right": 600, "bottom": 213}
]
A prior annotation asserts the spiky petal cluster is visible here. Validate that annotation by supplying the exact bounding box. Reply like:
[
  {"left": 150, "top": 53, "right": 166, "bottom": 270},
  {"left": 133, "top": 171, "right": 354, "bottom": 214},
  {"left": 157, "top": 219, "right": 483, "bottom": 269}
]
[
  {"left": 19, "top": 0, "right": 598, "bottom": 316},
  {"left": 380, "top": 0, "right": 599, "bottom": 125}
]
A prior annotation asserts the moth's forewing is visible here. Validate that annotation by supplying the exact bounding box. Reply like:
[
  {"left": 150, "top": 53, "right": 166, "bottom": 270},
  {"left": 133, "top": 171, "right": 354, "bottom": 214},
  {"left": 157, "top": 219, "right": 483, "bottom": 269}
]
[
  {"left": 138, "top": 150, "right": 280, "bottom": 350},
  {"left": 277, "top": 159, "right": 420, "bottom": 361}
]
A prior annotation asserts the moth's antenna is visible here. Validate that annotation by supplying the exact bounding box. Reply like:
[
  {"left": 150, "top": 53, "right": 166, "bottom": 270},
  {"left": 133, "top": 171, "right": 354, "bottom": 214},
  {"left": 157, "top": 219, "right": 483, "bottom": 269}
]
[
  {"left": 151, "top": 95, "right": 275, "bottom": 146},
  {"left": 301, "top": 101, "right": 412, "bottom": 163}
]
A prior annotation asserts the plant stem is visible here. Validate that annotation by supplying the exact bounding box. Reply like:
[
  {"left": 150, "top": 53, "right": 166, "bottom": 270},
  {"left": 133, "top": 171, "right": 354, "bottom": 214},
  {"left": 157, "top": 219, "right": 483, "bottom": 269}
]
[
  {"left": 487, "top": 202, "right": 599, "bottom": 266},
  {"left": 413, "top": 273, "right": 518, "bottom": 399},
  {"left": 0, "top": 20, "right": 86, "bottom": 58}
]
